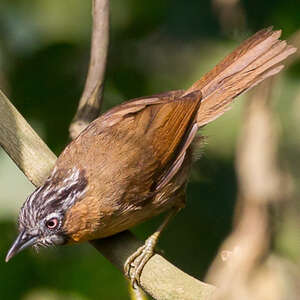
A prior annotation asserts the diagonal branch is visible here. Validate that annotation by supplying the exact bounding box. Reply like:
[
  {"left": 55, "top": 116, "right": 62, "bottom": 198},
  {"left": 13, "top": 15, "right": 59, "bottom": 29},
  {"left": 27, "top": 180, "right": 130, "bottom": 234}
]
[{"left": 0, "top": 90, "right": 57, "bottom": 186}]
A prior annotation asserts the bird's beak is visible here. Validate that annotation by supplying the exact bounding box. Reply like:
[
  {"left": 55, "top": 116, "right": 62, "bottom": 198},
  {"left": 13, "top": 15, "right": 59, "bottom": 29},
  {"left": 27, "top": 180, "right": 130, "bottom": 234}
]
[{"left": 5, "top": 231, "right": 38, "bottom": 262}]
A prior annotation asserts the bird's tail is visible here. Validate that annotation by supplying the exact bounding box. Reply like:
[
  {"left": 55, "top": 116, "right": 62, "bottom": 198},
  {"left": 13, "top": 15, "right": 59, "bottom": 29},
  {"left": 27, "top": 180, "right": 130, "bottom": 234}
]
[{"left": 184, "top": 27, "right": 296, "bottom": 127}]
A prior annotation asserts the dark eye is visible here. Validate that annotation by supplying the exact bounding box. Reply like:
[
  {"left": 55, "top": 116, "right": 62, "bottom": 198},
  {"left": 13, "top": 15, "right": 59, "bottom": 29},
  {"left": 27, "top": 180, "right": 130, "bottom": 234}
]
[{"left": 46, "top": 218, "right": 59, "bottom": 229}]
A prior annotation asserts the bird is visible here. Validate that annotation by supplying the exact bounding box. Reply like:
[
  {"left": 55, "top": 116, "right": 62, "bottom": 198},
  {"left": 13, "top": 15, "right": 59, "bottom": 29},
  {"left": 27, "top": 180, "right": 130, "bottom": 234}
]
[{"left": 6, "top": 27, "right": 296, "bottom": 286}]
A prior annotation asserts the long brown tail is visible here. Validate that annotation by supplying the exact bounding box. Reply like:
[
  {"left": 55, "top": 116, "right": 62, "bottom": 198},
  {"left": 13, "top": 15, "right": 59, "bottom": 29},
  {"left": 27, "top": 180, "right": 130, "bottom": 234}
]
[{"left": 184, "top": 27, "right": 296, "bottom": 127}]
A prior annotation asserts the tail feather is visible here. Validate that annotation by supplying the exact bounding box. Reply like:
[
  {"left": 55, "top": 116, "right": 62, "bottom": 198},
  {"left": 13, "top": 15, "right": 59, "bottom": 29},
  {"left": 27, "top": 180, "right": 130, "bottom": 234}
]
[{"left": 183, "top": 27, "right": 297, "bottom": 127}]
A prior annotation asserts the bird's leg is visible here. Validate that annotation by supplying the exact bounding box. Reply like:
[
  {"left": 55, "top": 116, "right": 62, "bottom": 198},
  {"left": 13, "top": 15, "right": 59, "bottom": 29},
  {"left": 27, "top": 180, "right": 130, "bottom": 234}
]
[{"left": 124, "top": 205, "right": 182, "bottom": 287}]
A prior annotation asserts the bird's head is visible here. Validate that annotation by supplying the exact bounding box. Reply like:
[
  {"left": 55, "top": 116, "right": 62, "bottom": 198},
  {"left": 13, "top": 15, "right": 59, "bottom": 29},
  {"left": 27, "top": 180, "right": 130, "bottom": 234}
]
[{"left": 6, "top": 167, "right": 88, "bottom": 262}]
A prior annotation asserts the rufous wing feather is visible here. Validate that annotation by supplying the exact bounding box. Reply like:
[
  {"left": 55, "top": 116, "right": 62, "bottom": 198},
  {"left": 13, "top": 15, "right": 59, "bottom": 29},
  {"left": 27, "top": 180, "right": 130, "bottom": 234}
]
[{"left": 147, "top": 91, "right": 201, "bottom": 166}]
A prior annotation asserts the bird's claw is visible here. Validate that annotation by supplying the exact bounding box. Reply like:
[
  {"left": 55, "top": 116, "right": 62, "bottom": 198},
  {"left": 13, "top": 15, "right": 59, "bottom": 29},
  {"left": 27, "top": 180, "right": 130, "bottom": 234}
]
[{"left": 124, "top": 236, "right": 156, "bottom": 287}]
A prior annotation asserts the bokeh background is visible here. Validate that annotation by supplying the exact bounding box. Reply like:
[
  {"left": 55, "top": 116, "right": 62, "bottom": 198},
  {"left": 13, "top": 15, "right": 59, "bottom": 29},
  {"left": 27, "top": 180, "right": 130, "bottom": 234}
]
[{"left": 0, "top": 0, "right": 299, "bottom": 299}]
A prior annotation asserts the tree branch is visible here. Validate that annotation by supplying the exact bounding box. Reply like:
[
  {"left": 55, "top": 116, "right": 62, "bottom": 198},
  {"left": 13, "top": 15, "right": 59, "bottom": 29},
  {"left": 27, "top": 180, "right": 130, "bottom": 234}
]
[
  {"left": 69, "top": 0, "right": 110, "bottom": 139},
  {"left": 91, "top": 232, "right": 216, "bottom": 300},
  {"left": 0, "top": 90, "right": 56, "bottom": 186}
]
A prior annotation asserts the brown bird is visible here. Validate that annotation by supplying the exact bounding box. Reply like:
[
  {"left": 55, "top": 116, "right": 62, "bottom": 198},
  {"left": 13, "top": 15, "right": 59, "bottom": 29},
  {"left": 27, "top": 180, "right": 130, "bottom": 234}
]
[{"left": 6, "top": 28, "right": 296, "bottom": 285}]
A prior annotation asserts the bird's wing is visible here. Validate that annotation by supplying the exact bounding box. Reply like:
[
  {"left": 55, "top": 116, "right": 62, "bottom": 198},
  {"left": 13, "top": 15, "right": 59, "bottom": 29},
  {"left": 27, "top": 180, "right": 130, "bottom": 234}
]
[
  {"left": 139, "top": 92, "right": 201, "bottom": 191},
  {"left": 99, "top": 90, "right": 185, "bottom": 128},
  {"left": 104, "top": 90, "right": 202, "bottom": 194}
]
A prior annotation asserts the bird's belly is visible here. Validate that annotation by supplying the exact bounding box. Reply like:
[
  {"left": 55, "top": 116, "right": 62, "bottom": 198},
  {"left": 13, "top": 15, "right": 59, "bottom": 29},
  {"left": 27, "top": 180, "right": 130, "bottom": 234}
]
[
  {"left": 65, "top": 180, "right": 185, "bottom": 244},
  {"left": 64, "top": 147, "right": 192, "bottom": 244},
  {"left": 97, "top": 186, "right": 184, "bottom": 238}
]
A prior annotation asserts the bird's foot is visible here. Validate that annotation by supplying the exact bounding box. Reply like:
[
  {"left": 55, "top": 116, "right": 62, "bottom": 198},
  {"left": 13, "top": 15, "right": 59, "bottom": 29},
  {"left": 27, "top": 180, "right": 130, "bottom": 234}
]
[{"left": 124, "top": 235, "right": 157, "bottom": 288}]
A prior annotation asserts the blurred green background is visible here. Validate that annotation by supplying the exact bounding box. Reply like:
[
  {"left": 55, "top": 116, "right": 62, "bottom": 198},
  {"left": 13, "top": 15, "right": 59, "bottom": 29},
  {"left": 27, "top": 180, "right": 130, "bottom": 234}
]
[{"left": 0, "top": 0, "right": 299, "bottom": 299}]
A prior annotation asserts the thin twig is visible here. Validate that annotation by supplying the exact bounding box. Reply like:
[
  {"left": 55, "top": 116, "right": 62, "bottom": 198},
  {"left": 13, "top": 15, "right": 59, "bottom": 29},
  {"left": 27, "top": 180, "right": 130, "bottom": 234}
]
[{"left": 69, "top": 0, "right": 110, "bottom": 139}]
